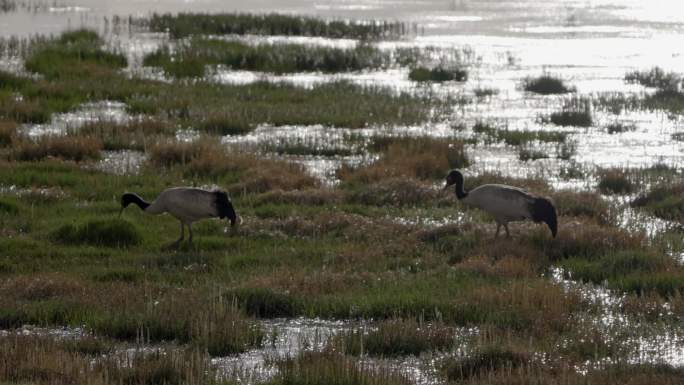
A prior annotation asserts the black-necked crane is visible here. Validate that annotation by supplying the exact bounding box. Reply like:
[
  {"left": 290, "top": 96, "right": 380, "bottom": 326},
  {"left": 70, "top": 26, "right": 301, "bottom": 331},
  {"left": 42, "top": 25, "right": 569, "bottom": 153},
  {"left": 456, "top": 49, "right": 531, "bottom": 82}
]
[
  {"left": 443, "top": 170, "right": 557, "bottom": 238},
  {"left": 119, "top": 187, "right": 239, "bottom": 247}
]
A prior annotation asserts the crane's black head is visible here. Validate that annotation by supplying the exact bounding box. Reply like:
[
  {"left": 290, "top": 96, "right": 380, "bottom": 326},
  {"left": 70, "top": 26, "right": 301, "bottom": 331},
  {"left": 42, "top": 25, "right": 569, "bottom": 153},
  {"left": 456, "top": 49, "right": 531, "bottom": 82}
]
[
  {"left": 214, "top": 191, "right": 238, "bottom": 227},
  {"left": 531, "top": 197, "right": 558, "bottom": 238},
  {"left": 119, "top": 192, "right": 149, "bottom": 216},
  {"left": 444, "top": 169, "right": 467, "bottom": 199}
]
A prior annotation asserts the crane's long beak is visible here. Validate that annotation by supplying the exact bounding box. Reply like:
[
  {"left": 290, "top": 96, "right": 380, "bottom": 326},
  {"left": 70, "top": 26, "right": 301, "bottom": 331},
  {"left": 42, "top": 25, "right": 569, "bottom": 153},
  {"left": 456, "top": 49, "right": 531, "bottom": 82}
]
[
  {"left": 229, "top": 215, "right": 242, "bottom": 234},
  {"left": 442, "top": 182, "right": 452, "bottom": 194},
  {"left": 118, "top": 206, "right": 124, "bottom": 218}
]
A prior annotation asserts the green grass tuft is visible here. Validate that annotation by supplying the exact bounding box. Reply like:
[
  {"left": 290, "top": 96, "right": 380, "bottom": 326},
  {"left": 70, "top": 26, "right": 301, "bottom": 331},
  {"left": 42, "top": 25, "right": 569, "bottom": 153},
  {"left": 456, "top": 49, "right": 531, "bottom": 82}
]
[{"left": 51, "top": 218, "right": 142, "bottom": 248}]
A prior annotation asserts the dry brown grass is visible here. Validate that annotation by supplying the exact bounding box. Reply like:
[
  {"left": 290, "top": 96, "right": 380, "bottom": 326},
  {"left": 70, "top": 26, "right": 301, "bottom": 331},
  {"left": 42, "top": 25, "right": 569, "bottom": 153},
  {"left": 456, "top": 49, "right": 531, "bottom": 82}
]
[
  {"left": 338, "top": 136, "right": 469, "bottom": 183},
  {"left": 12, "top": 135, "right": 102, "bottom": 161}
]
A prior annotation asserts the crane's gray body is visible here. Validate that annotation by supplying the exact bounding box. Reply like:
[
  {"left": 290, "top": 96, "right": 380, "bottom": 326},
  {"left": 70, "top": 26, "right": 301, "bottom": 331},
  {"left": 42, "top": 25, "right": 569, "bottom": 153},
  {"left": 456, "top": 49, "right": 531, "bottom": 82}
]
[
  {"left": 120, "top": 187, "right": 238, "bottom": 247},
  {"left": 444, "top": 169, "right": 557, "bottom": 238},
  {"left": 146, "top": 187, "right": 221, "bottom": 223},
  {"left": 461, "top": 184, "right": 536, "bottom": 224}
]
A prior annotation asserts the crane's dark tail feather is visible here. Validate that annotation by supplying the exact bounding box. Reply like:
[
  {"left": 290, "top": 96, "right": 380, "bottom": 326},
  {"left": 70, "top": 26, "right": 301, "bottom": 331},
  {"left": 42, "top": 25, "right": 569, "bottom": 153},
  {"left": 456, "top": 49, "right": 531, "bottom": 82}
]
[
  {"left": 531, "top": 197, "right": 557, "bottom": 238},
  {"left": 214, "top": 190, "right": 238, "bottom": 226}
]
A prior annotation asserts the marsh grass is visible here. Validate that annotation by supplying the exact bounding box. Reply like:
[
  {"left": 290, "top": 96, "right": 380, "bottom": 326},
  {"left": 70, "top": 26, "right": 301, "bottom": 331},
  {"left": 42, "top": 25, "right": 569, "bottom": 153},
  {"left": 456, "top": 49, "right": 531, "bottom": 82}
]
[
  {"left": 51, "top": 218, "right": 142, "bottom": 247},
  {"left": 346, "top": 178, "right": 440, "bottom": 206},
  {"left": 13, "top": 135, "right": 103, "bottom": 162},
  {"left": 24, "top": 29, "right": 126, "bottom": 80},
  {"left": 442, "top": 344, "right": 531, "bottom": 381},
  {"left": 145, "top": 39, "right": 390, "bottom": 77},
  {"left": 598, "top": 168, "right": 635, "bottom": 195},
  {"left": 408, "top": 66, "right": 467, "bottom": 82},
  {"left": 147, "top": 137, "right": 319, "bottom": 194},
  {"left": 269, "top": 350, "right": 412, "bottom": 385},
  {"left": 632, "top": 183, "right": 684, "bottom": 222},
  {"left": 0, "top": 334, "right": 223, "bottom": 385},
  {"left": 542, "top": 219, "right": 644, "bottom": 261},
  {"left": 335, "top": 318, "right": 457, "bottom": 356},
  {"left": 551, "top": 190, "right": 609, "bottom": 223},
  {"left": 560, "top": 251, "right": 684, "bottom": 296},
  {"left": 0, "top": 32, "right": 444, "bottom": 129},
  {"left": 625, "top": 67, "right": 681, "bottom": 91},
  {"left": 523, "top": 75, "right": 574, "bottom": 94},
  {"left": 145, "top": 12, "right": 407, "bottom": 39}
]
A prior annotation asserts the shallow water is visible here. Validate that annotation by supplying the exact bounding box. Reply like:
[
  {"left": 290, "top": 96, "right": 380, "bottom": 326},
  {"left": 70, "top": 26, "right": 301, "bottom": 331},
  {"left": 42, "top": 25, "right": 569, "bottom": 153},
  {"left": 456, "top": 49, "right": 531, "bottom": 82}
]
[{"left": 550, "top": 267, "right": 684, "bottom": 368}]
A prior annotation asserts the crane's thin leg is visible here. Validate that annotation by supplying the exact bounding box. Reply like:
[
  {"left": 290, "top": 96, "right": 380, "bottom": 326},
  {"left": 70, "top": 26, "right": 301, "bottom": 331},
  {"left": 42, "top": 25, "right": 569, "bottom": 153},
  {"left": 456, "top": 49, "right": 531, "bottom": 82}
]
[
  {"left": 495, "top": 223, "right": 501, "bottom": 239},
  {"left": 504, "top": 223, "right": 511, "bottom": 238},
  {"left": 173, "top": 222, "right": 185, "bottom": 248},
  {"left": 187, "top": 223, "right": 193, "bottom": 247}
]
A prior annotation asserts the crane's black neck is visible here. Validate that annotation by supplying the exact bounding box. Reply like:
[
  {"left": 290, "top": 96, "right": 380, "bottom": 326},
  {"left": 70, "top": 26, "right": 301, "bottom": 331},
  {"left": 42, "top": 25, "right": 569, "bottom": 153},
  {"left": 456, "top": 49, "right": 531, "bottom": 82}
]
[
  {"left": 121, "top": 193, "right": 150, "bottom": 211},
  {"left": 213, "top": 190, "right": 237, "bottom": 226},
  {"left": 453, "top": 183, "right": 468, "bottom": 200}
]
